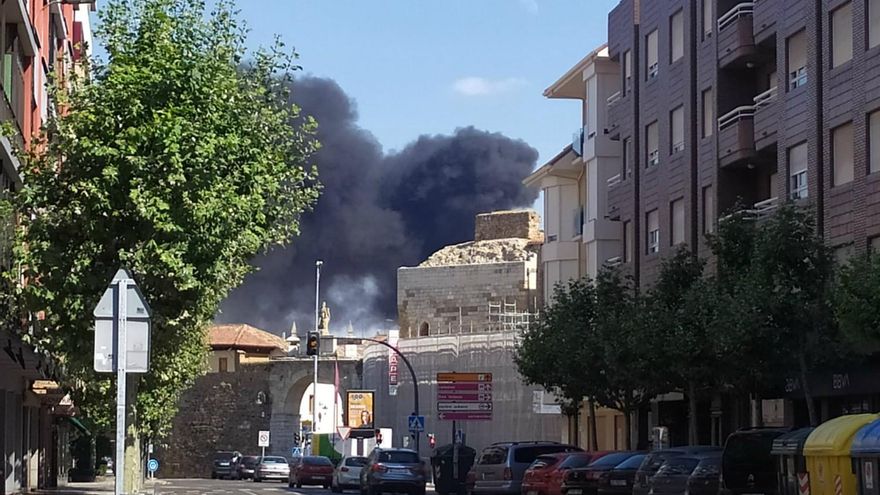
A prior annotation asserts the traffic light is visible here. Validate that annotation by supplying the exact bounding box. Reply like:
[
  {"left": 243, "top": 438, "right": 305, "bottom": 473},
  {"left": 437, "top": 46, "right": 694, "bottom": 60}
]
[
  {"left": 428, "top": 434, "right": 436, "bottom": 449},
  {"left": 375, "top": 429, "right": 383, "bottom": 444},
  {"left": 294, "top": 433, "right": 301, "bottom": 445},
  {"left": 306, "top": 331, "right": 320, "bottom": 356}
]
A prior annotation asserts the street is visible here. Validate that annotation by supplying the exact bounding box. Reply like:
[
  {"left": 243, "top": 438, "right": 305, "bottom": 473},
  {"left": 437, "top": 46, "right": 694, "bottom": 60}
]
[{"left": 148, "top": 480, "right": 436, "bottom": 495}]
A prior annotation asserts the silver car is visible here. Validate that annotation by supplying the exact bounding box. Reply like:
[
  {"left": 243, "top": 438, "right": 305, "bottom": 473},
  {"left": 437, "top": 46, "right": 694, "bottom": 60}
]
[
  {"left": 253, "top": 456, "right": 290, "bottom": 482},
  {"left": 333, "top": 456, "right": 368, "bottom": 492}
]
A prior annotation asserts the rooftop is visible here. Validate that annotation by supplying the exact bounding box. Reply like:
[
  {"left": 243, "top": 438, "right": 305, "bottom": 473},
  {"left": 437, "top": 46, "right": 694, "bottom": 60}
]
[{"left": 208, "top": 323, "right": 287, "bottom": 352}]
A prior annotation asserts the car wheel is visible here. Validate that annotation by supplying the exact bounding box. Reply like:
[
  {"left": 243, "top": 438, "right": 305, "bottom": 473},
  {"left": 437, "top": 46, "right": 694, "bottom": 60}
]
[
  {"left": 211, "top": 472, "right": 217, "bottom": 479},
  {"left": 332, "top": 481, "right": 342, "bottom": 493},
  {"left": 254, "top": 476, "right": 262, "bottom": 483}
]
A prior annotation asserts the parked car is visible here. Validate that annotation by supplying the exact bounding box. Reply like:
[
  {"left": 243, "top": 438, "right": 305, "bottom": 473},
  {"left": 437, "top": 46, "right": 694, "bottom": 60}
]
[
  {"left": 523, "top": 452, "right": 610, "bottom": 495},
  {"left": 232, "top": 455, "right": 259, "bottom": 480},
  {"left": 596, "top": 453, "right": 646, "bottom": 495},
  {"left": 289, "top": 455, "right": 335, "bottom": 488},
  {"left": 632, "top": 447, "right": 721, "bottom": 495},
  {"left": 721, "top": 428, "right": 789, "bottom": 495},
  {"left": 471, "top": 442, "right": 582, "bottom": 495},
  {"left": 562, "top": 452, "right": 642, "bottom": 495},
  {"left": 210, "top": 451, "right": 241, "bottom": 479},
  {"left": 333, "top": 455, "right": 368, "bottom": 492},
  {"left": 686, "top": 455, "right": 722, "bottom": 495},
  {"left": 649, "top": 453, "right": 721, "bottom": 495},
  {"left": 360, "top": 448, "right": 427, "bottom": 495},
  {"left": 253, "top": 456, "right": 290, "bottom": 482}
]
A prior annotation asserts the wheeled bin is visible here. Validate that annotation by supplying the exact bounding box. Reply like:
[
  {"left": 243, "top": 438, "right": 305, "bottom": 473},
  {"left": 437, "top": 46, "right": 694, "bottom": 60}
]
[
  {"left": 772, "top": 428, "right": 814, "bottom": 495},
  {"left": 851, "top": 417, "right": 880, "bottom": 495},
  {"left": 804, "top": 414, "right": 880, "bottom": 495},
  {"left": 432, "top": 444, "right": 477, "bottom": 495}
]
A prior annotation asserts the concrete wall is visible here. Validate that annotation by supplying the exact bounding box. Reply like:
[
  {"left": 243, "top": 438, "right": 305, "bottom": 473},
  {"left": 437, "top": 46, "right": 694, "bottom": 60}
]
[
  {"left": 475, "top": 210, "right": 542, "bottom": 243},
  {"left": 397, "top": 260, "right": 539, "bottom": 339},
  {"left": 208, "top": 349, "right": 238, "bottom": 373},
  {"left": 362, "top": 331, "right": 564, "bottom": 457}
]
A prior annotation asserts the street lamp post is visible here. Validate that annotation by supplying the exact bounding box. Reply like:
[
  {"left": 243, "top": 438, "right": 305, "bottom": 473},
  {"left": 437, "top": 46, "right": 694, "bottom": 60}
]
[{"left": 312, "top": 260, "right": 322, "bottom": 454}]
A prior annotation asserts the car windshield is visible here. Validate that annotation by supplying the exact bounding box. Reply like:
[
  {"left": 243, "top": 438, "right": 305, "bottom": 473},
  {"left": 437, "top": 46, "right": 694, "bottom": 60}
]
[
  {"left": 345, "top": 457, "right": 368, "bottom": 467},
  {"left": 214, "top": 452, "right": 234, "bottom": 461},
  {"left": 478, "top": 446, "right": 509, "bottom": 465},
  {"left": 639, "top": 451, "right": 684, "bottom": 474},
  {"left": 514, "top": 446, "right": 579, "bottom": 464},
  {"left": 691, "top": 458, "right": 721, "bottom": 477},
  {"left": 589, "top": 453, "right": 634, "bottom": 468},
  {"left": 559, "top": 454, "right": 594, "bottom": 469},
  {"left": 656, "top": 458, "right": 699, "bottom": 477},
  {"left": 261, "top": 457, "right": 287, "bottom": 464},
  {"left": 378, "top": 451, "right": 420, "bottom": 464},
  {"left": 304, "top": 456, "right": 333, "bottom": 465},
  {"left": 530, "top": 455, "right": 561, "bottom": 469},
  {"left": 616, "top": 455, "right": 647, "bottom": 470}
]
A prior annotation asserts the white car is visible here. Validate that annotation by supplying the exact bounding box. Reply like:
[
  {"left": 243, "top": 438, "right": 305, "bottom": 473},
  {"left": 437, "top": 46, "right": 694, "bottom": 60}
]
[
  {"left": 253, "top": 456, "right": 290, "bottom": 482},
  {"left": 332, "top": 455, "right": 368, "bottom": 492}
]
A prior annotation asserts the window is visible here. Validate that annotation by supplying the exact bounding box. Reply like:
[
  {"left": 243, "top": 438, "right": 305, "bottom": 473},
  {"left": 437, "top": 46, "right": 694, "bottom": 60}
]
[
  {"left": 834, "top": 244, "right": 855, "bottom": 266},
  {"left": 831, "top": 2, "right": 853, "bottom": 68},
  {"left": 218, "top": 357, "right": 228, "bottom": 373},
  {"left": 870, "top": 110, "right": 880, "bottom": 174},
  {"left": 622, "top": 137, "right": 631, "bottom": 177},
  {"left": 832, "top": 122, "right": 854, "bottom": 186},
  {"left": 702, "top": 0, "right": 713, "bottom": 39},
  {"left": 789, "top": 142, "right": 808, "bottom": 199},
  {"left": 647, "top": 121, "right": 659, "bottom": 167},
  {"left": 671, "top": 10, "right": 684, "bottom": 63},
  {"left": 623, "top": 220, "right": 633, "bottom": 263},
  {"left": 787, "top": 30, "right": 807, "bottom": 90},
  {"left": 623, "top": 50, "right": 632, "bottom": 94},
  {"left": 671, "top": 198, "right": 685, "bottom": 245},
  {"left": 702, "top": 88, "right": 714, "bottom": 138},
  {"left": 703, "top": 185, "right": 715, "bottom": 234},
  {"left": 647, "top": 29, "right": 659, "bottom": 79},
  {"left": 871, "top": 0, "right": 880, "bottom": 49},
  {"left": 671, "top": 106, "right": 685, "bottom": 153},
  {"left": 870, "top": 236, "right": 880, "bottom": 253},
  {"left": 646, "top": 210, "right": 660, "bottom": 254}
]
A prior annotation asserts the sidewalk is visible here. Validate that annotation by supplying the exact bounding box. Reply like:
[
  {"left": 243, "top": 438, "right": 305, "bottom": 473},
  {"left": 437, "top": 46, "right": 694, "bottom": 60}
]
[{"left": 33, "top": 477, "right": 164, "bottom": 494}]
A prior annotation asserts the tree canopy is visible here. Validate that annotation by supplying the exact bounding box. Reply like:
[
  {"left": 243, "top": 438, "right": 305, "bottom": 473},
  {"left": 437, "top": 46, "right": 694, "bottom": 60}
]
[{"left": 9, "top": 0, "right": 320, "bottom": 437}]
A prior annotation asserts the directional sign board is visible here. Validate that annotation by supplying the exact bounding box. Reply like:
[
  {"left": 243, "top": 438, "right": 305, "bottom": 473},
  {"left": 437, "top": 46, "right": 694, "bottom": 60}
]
[
  {"left": 436, "top": 372, "right": 493, "bottom": 421},
  {"left": 258, "top": 430, "right": 270, "bottom": 448},
  {"left": 408, "top": 415, "right": 426, "bottom": 432}
]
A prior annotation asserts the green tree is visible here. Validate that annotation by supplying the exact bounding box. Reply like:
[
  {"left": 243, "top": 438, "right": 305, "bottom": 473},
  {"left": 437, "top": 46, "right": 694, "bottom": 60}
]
[
  {"left": 835, "top": 252, "right": 880, "bottom": 354},
  {"left": 9, "top": 0, "right": 319, "bottom": 486}
]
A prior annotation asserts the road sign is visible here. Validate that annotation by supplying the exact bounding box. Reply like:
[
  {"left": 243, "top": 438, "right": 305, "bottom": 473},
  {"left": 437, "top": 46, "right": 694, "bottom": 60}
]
[
  {"left": 258, "top": 430, "right": 270, "bottom": 447},
  {"left": 436, "top": 372, "right": 493, "bottom": 421},
  {"left": 438, "top": 412, "right": 493, "bottom": 421},
  {"left": 291, "top": 447, "right": 303, "bottom": 457},
  {"left": 437, "top": 372, "right": 492, "bottom": 383},
  {"left": 408, "top": 415, "right": 426, "bottom": 432},
  {"left": 147, "top": 459, "right": 159, "bottom": 473},
  {"left": 337, "top": 426, "right": 352, "bottom": 440}
]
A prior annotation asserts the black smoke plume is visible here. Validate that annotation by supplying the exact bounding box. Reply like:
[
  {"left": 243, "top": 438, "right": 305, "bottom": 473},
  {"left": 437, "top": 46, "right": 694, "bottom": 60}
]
[{"left": 217, "top": 76, "right": 538, "bottom": 335}]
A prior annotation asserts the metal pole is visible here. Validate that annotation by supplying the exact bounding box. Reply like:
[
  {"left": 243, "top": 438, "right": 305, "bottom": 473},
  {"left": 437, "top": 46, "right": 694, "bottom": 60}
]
[
  {"left": 313, "top": 260, "right": 322, "bottom": 454},
  {"left": 115, "top": 278, "right": 128, "bottom": 495}
]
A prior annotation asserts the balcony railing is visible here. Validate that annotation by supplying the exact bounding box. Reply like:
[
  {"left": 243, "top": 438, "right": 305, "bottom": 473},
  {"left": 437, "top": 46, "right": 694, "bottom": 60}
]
[
  {"left": 1, "top": 52, "right": 26, "bottom": 133},
  {"left": 753, "top": 86, "right": 778, "bottom": 108},
  {"left": 572, "top": 127, "right": 585, "bottom": 157},
  {"left": 718, "top": 105, "right": 756, "bottom": 130},
  {"left": 607, "top": 173, "right": 622, "bottom": 188},
  {"left": 718, "top": 2, "right": 755, "bottom": 31},
  {"left": 607, "top": 91, "right": 622, "bottom": 107},
  {"left": 720, "top": 197, "right": 779, "bottom": 222}
]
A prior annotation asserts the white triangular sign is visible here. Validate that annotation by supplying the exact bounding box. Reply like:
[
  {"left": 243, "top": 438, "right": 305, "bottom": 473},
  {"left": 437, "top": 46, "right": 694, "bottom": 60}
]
[{"left": 337, "top": 426, "right": 351, "bottom": 440}]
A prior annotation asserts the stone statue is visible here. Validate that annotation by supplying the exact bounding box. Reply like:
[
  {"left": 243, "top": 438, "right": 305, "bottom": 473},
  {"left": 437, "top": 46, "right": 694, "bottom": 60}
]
[{"left": 319, "top": 302, "right": 331, "bottom": 335}]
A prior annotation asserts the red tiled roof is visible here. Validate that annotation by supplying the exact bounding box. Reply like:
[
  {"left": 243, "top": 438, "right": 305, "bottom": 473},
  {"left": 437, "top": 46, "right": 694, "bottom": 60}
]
[{"left": 208, "top": 324, "right": 287, "bottom": 352}]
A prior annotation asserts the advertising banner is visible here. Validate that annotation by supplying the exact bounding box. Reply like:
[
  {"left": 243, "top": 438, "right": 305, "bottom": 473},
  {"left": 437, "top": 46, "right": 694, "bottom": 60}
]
[{"left": 346, "top": 390, "right": 375, "bottom": 430}]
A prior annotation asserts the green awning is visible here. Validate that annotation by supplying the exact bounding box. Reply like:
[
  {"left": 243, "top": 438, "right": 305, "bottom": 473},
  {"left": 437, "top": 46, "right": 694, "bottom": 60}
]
[{"left": 66, "top": 416, "right": 91, "bottom": 437}]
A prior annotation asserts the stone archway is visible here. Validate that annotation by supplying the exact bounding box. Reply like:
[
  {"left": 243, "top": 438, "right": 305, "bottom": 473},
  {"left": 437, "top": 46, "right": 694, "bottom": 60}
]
[{"left": 268, "top": 357, "right": 361, "bottom": 456}]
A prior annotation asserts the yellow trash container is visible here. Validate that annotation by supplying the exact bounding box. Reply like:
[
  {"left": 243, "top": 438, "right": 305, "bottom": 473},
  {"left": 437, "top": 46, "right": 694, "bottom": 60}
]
[{"left": 804, "top": 414, "right": 880, "bottom": 495}]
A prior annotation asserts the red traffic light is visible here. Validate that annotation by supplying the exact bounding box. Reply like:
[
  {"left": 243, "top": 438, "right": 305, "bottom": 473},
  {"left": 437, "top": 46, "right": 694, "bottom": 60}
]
[
  {"left": 306, "top": 332, "right": 320, "bottom": 356},
  {"left": 428, "top": 434, "right": 436, "bottom": 448}
]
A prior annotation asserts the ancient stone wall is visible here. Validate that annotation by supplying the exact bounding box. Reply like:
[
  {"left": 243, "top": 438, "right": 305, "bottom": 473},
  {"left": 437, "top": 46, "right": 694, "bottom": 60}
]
[
  {"left": 474, "top": 210, "right": 542, "bottom": 243},
  {"left": 158, "top": 363, "right": 272, "bottom": 478}
]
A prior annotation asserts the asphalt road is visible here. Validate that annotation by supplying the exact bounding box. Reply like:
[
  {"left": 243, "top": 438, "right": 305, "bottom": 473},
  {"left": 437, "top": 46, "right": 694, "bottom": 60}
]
[{"left": 151, "top": 479, "right": 436, "bottom": 495}]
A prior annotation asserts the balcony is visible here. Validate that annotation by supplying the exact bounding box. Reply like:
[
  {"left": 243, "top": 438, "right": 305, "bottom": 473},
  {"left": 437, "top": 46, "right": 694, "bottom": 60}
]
[
  {"left": 753, "top": 86, "right": 778, "bottom": 150},
  {"left": 606, "top": 92, "right": 625, "bottom": 140},
  {"left": 572, "top": 206, "right": 584, "bottom": 238},
  {"left": 720, "top": 196, "right": 779, "bottom": 222},
  {"left": 753, "top": 0, "right": 778, "bottom": 44},
  {"left": 718, "top": 105, "right": 756, "bottom": 167},
  {"left": 607, "top": 173, "right": 622, "bottom": 189},
  {"left": 0, "top": 52, "right": 26, "bottom": 136},
  {"left": 717, "top": 3, "right": 758, "bottom": 69}
]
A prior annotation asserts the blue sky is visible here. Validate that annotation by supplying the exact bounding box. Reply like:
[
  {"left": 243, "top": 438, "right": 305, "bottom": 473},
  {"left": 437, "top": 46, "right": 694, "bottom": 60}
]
[{"left": 231, "top": 0, "right": 618, "bottom": 167}]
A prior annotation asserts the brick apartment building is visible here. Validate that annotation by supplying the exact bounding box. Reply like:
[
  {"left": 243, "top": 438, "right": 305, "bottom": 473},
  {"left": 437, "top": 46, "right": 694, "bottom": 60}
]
[{"left": 594, "top": 0, "right": 880, "bottom": 441}]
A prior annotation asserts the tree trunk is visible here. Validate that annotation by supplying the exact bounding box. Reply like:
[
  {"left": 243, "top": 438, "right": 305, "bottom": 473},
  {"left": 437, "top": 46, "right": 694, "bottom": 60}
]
[
  {"left": 623, "top": 410, "right": 633, "bottom": 450},
  {"left": 687, "top": 381, "right": 698, "bottom": 445},
  {"left": 588, "top": 401, "right": 599, "bottom": 451},
  {"left": 750, "top": 391, "right": 763, "bottom": 427},
  {"left": 123, "top": 375, "right": 142, "bottom": 494},
  {"left": 572, "top": 406, "right": 581, "bottom": 448},
  {"left": 798, "top": 350, "right": 818, "bottom": 426}
]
